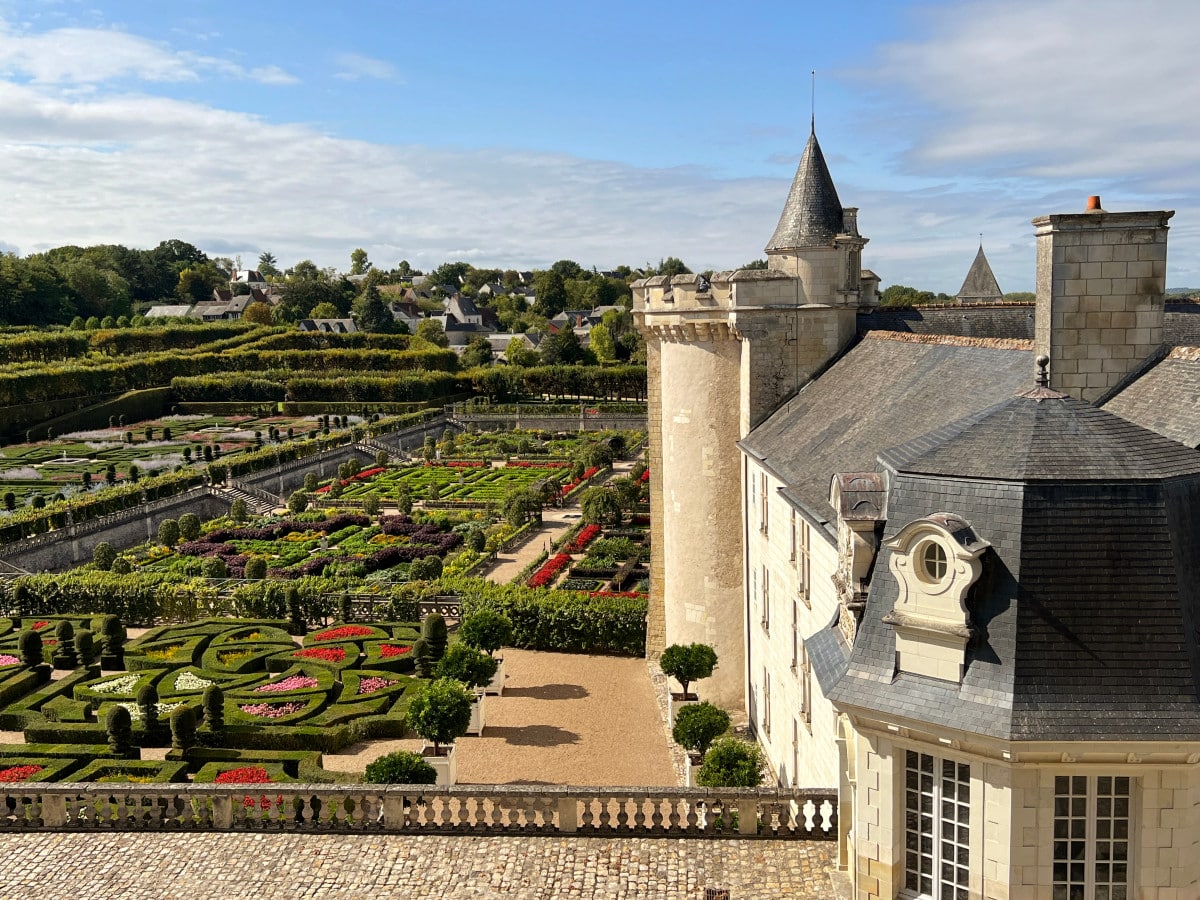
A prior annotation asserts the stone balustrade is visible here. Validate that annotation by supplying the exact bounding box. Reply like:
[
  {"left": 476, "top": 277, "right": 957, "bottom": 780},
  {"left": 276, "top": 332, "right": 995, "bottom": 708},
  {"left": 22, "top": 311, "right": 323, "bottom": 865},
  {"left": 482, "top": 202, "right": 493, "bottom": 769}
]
[{"left": 1, "top": 784, "right": 836, "bottom": 840}]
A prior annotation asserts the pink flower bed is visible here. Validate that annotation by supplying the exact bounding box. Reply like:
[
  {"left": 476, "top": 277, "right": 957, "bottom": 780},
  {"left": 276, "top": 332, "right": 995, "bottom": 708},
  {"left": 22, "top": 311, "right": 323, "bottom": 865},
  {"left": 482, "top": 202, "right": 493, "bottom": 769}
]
[
  {"left": 238, "top": 701, "right": 307, "bottom": 719},
  {"left": 293, "top": 647, "right": 346, "bottom": 663},
  {"left": 254, "top": 675, "right": 319, "bottom": 693},
  {"left": 357, "top": 676, "right": 399, "bottom": 695},
  {"left": 215, "top": 765, "right": 272, "bottom": 784},
  {"left": 528, "top": 553, "right": 572, "bottom": 589},
  {"left": 0, "top": 764, "right": 43, "bottom": 782},
  {"left": 0, "top": 654, "right": 21, "bottom": 667},
  {"left": 379, "top": 644, "right": 412, "bottom": 659},
  {"left": 313, "top": 625, "right": 375, "bottom": 642}
]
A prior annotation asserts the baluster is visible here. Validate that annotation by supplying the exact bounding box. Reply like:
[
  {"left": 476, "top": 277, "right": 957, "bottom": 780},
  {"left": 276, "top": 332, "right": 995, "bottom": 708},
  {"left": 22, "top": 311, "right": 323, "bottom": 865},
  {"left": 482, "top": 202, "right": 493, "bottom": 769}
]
[
  {"left": 597, "top": 798, "right": 612, "bottom": 831},
  {"left": 650, "top": 798, "right": 664, "bottom": 833},
  {"left": 802, "top": 798, "right": 815, "bottom": 835},
  {"left": 471, "top": 795, "right": 487, "bottom": 829},
  {"left": 633, "top": 797, "right": 646, "bottom": 831},
  {"left": 666, "top": 798, "right": 681, "bottom": 832},
  {"left": 820, "top": 798, "right": 835, "bottom": 834},
  {"left": 579, "top": 798, "right": 595, "bottom": 831},
  {"left": 488, "top": 794, "right": 503, "bottom": 829},
  {"left": 300, "top": 794, "right": 317, "bottom": 828},
  {"left": 615, "top": 797, "right": 630, "bottom": 831},
  {"left": 684, "top": 799, "right": 698, "bottom": 832}
]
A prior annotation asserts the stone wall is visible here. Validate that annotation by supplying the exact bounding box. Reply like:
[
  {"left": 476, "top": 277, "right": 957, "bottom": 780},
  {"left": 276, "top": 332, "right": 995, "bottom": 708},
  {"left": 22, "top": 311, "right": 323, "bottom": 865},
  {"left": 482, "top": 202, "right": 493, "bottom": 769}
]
[
  {"left": 861, "top": 305, "right": 1036, "bottom": 341},
  {"left": 240, "top": 445, "right": 377, "bottom": 497},
  {"left": 1, "top": 488, "right": 230, "bottom": 573}
]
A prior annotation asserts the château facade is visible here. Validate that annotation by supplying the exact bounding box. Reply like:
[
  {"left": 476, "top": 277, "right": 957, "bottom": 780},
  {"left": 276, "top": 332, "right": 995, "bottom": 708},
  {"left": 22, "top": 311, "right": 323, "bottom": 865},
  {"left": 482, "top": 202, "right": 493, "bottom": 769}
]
[{"left": 635, "top": 129, "right": 1200, "bottom": 899}]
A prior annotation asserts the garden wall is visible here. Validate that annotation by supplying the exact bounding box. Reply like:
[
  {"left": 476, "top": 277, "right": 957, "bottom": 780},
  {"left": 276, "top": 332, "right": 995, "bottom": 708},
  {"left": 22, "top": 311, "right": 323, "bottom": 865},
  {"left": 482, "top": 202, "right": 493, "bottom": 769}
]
[
  {"left": 449, "top": 413, "right": 647, "bottom": 432},
  {"left": 0, "top": 488, "right": 230, "bottom": 573}
]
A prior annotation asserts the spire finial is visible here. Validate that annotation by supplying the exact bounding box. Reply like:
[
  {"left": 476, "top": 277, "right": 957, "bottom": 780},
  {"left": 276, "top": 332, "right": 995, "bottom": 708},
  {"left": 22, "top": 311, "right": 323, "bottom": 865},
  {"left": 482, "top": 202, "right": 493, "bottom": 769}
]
[
  {"left": 810, "top": 70, "right": 816, "bottom": 133},
  {"left": 979, "top": 232, "right": 983, "bottom": 249},
  {"left": 1035, "top": 354, "right": 1050, "bottom": 387}
]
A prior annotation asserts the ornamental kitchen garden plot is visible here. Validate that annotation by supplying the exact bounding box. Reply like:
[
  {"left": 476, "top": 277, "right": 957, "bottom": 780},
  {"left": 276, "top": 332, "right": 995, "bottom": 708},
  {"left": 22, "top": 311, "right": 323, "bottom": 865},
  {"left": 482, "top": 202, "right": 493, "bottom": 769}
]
[{"left": 0, "top": 618, "right": 426, "bottom": 784}]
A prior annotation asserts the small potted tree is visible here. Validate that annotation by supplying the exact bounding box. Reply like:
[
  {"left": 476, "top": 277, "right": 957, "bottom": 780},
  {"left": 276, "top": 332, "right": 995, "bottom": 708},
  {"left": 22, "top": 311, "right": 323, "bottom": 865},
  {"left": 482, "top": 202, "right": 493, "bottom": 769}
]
[
  {"left": 405, "top": 677, "right": 473, "bottom": 785},
  {"left": 458, "top": 608, "right": 513, "bottom": 695},
  {"left": 364, "top": 750, "right": 437, "bottom": 785},
  {"left": 435, "top": 644, "right": 499, "bottom": 735},
  {"left": 697, "top": 736, "right": 764, "bottom": 787},
  {"left": 672, "top": 701, "right": 730, "bottom": 786},
  {"left": 660, "top": 643, "right": 718, "bottom": 724}
]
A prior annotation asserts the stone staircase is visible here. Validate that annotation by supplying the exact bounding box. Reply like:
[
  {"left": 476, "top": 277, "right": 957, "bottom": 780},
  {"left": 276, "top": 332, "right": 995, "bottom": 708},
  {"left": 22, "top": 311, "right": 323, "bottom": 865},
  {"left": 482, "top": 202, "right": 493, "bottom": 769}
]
[
  {"left": 209, "top": 483, "right": 278, "bottom": 516},
  {"left": 356, "top": 438, "right": 397, "bottom": 463}
]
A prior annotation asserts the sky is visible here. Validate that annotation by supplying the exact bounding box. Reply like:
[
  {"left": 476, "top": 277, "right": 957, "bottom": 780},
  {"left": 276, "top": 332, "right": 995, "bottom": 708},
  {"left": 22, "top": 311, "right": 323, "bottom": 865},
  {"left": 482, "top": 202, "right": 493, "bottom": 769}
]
[{"left": 1, "top": 0, "right": 1198, "bottom": 292}]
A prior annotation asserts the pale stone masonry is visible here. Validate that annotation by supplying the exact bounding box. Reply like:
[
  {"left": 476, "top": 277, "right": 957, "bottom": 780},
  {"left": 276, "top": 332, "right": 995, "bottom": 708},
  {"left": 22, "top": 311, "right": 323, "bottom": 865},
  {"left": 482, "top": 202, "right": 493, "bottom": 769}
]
[{"left": 1033, "top": 201, "right": 1172, "bottom": 401}]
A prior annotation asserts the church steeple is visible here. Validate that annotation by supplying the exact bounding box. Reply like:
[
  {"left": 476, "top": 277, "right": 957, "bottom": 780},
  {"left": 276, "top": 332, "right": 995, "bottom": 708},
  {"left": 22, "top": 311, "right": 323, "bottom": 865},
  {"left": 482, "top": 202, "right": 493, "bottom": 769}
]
[
  {"left": 955, "top": 242, "right": 1004, "bottom": 304},
  {"left": 765, "top": 128, "right": 845, "bottom": 253}
]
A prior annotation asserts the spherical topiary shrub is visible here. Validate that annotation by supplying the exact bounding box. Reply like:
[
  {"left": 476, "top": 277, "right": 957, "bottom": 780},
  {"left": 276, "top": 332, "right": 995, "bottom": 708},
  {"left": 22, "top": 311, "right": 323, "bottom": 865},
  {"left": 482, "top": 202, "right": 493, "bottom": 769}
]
[
  {"left": 405, "top": 678, "right": 473, "bottom": 755},
  {"left": 696, "top": 737, "right": 764, "bottom": 788},
  {"left": 92, "top": 541, "right": 117, "bottom": 571},
  {"left": 434, "top": 644, "right": 498, "bottom": 691},
  {"left": 100, "top": 615, "right": 124, "bottom": 663},
  {"left": 200, "top": 556, "right": 229, "bottom": 578},
  {"left": 421, "top": 613, "right": 448, "bottom": 663},
  {"left": 672, "top": 701, "right": 730, "bottom": 758},
  {"left": 106, "top": 704, "right": 133, "bottom": 757},
  {"left": 202, "top": 685, "right": 224, "bottom": 736},
  {"left": 458, "top": 609, "right": 513, "bottom": 658},
  {"left": 111, "top": 556, "right": 133, "bottom": 575},
  {"left": 659, "top": 643, "right": 718, "bottom": 699},
  {"left": 170, "top": 705, "right": 197, "bottom": 752},
  {"left": 18, "top": 628, "right": 43, "bottom": 669},
  {"left": 137, "top": 683, "right": 159, "bottom": 732},
  {"left": 364, "top": 750, "right": 437, "bottom": 785},
  {"left": 178, "top": 513, "right": 202, "bottom": 541},
  {"left": 244, "top": 556, "right": 268, "bottom": 580}
]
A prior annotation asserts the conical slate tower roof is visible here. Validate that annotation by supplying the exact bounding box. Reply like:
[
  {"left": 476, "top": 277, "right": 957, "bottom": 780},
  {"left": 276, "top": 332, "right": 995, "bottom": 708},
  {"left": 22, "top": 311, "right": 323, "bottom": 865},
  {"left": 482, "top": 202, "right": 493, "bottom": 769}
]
[
  {"left": 765, "top": 129, "right": 844, "bottom": 252},
  {"left": 955, "top": 244, "right": 1003, "bottom": 303}
]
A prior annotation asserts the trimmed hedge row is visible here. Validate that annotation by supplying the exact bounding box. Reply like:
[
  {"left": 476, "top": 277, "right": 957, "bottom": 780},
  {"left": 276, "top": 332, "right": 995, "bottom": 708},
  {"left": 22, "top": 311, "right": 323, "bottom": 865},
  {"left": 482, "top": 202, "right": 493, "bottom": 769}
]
[{"left": 452, "top": 577, "right": 647, "bottom": 656}]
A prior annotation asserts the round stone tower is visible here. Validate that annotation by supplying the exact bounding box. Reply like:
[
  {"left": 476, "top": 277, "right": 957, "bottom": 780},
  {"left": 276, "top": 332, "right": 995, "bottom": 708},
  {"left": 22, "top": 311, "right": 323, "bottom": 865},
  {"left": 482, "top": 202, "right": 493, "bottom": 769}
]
[{"left": 634, "top": 127, "right": 868, "bottom": 709}]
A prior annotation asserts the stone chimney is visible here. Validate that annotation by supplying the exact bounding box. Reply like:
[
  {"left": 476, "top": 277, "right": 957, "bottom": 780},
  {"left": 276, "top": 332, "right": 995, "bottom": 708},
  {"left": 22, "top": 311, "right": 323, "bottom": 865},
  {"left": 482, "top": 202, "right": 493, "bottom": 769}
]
[{"left": 1032, "top": 197, "right": 1173, "bottom": 401}]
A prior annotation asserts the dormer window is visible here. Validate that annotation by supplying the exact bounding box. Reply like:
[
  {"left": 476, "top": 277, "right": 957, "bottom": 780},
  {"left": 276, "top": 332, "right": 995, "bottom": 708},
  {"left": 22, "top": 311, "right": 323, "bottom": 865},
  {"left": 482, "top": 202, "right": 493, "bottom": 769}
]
[{"left": 882, "top": 514, "right": 989, "bottom": 684}]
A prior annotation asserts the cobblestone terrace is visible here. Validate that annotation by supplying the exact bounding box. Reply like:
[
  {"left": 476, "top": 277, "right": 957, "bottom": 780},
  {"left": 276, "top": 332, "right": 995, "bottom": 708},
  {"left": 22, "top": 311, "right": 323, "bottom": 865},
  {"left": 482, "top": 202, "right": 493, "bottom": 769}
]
[{"left": 0, "top": 832, "right": 838, "bottom": 899}]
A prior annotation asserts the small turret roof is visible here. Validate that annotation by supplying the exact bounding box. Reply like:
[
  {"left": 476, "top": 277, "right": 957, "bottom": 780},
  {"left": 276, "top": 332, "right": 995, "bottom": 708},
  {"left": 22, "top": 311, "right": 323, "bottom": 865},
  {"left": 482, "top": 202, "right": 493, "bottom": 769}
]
[
  {"left": 765, "top": 129, "right": 844, "bottom": 252},
  {"left": 956, "top": 244, "right": 1004, "bottom": 302}
]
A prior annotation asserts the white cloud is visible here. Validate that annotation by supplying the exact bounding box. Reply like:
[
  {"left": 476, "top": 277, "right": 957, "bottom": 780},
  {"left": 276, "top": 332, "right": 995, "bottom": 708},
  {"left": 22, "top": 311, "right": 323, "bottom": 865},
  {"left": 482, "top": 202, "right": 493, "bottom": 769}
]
[
  {"left": 333, "top": 52, "right": 400, "bottom": 83},
  {"left": 0, "top": 18, "right": 297, "bottom": 86},
  {"left": 0, "top": 78, "right": 784, "bottom": 274}
]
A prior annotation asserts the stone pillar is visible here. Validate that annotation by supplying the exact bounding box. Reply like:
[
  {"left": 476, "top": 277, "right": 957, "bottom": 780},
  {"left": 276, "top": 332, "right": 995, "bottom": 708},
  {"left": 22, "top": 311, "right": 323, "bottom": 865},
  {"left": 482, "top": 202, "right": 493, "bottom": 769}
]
[{"left": 1033, "top": 200, "right": 1173, "bottom": 401}]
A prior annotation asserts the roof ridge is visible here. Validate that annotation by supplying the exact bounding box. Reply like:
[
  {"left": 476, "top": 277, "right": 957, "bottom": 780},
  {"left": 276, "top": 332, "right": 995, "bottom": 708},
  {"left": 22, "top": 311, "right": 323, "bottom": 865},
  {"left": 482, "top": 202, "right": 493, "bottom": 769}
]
[{"left": 862, "top": 330, "right": 1033, "bottom": 351}]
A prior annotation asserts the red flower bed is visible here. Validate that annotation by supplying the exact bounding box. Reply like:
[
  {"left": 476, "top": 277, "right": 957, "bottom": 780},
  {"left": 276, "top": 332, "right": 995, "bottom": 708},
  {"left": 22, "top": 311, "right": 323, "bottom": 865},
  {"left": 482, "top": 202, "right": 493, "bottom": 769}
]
[
  {"left": 313, "top": 625, "right": 375, "bottom": 642},
  {"left": 380, "top": 644, "right": 412, "bottom": 659},
  {"left": 314, "top": 466, "right": 387, "bottom": 493},
  {"left": 639, "top": 468, "right": 650, "bottom": 483},
  {"left": 243, "top": 793, "right": 284, "bottom": 810},
  {"left": 560, "top": 466, "right": 600, "bottom": 497},
  {"left": 423, "top": 460, "right": 485, "bottom": 468},
  {"left": 565, "top": 524, "right": 601, "bottom": 554},
  {"left": 293, "top": 646, "right": 347, "bottom": 663},
  {"left": 505, "top": 461, "right": 568, "bottom": 468},
  {"left": 215, "top": 766, "right": 272, "bottom": 784},
  {"left": 32, "top": 621, "right": 50, "bottom": 630},
  {"left": 0, "top": 764, "right": 44, "bottom": 782},
  {"left": 587, "top": 591, "right": 649, "bottom": 599},
  {"left": 528, "top": 553, "right": 572, "bottom": 589}
]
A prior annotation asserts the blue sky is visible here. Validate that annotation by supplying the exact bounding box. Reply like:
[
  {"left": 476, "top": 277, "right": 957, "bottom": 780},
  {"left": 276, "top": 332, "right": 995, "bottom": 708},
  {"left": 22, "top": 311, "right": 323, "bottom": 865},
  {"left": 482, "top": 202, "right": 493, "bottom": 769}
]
[{"left": 1, "top": 0, "right": 1198, "bottom": 291}]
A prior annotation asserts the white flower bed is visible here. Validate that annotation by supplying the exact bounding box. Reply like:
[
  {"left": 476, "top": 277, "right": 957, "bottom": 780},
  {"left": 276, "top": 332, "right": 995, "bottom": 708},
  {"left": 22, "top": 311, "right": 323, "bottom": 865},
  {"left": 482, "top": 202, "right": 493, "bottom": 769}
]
[
  {"left": 173, "top": 671, "right": 215, "bottom": 692},
  {"left": 91, "top": 675, "right": 140, "bottom": 694}
]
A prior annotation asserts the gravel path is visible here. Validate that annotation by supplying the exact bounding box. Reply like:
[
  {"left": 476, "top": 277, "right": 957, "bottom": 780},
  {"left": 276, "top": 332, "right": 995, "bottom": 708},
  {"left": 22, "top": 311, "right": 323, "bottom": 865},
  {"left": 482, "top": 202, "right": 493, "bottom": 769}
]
[{"left": 324, "top": 648, "right": 676, "bottom": 786}]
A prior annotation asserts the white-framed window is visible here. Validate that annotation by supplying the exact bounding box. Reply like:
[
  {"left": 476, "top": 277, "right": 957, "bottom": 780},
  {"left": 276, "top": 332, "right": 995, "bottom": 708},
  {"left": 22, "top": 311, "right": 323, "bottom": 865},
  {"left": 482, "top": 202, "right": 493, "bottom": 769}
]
[
  {"left": 800, "top": 644, "right": 811, "bottom": 728},
  {"left": 1053, "top": 775, "right": 1131, "bottom": 900},
  {"left": 760, "top": 473, "right": 769, "bottom": 534},
  {"left": 761, "top": 565, "right": 770, "bottom": 632},
  {"left": 904, "top": 750, "right": 970, "bottom": 900},
  {"left": 791, "top": 595, "right": 799, "bottom": 669},
  {"left": 761, "top": 667, "right": 771, "bottom": 735},
  {"left": 798, "top": 520, "right": 811, "bottom": 608}
]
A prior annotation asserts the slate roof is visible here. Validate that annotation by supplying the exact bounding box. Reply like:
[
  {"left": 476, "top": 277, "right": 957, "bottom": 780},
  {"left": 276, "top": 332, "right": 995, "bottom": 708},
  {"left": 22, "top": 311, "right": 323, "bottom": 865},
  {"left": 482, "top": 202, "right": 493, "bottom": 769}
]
[
  {"left": 880, "top": 391, "right": 1200, "bottom": 481},
  {"left": 956, "top": 244, "right": 1004, "bottom": 303},
  {"left": 765, "top": 129, "right": 844, "bottom": 252},
  {"left": 739, "top": 333, "right": 1032, "bottom": 529},
  {"left": 1103, "top": 348, "right": 1200, "bottom": 448},
  {"left": 821, "top": 386, "right": 1200, "bottom": 741}
]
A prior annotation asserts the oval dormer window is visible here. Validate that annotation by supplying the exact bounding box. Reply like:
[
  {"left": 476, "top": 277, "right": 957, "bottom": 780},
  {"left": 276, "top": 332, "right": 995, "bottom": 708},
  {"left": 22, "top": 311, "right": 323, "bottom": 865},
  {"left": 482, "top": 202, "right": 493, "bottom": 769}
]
[{"left": 918, "top": 541, "right": 948, "bottom": 584}]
